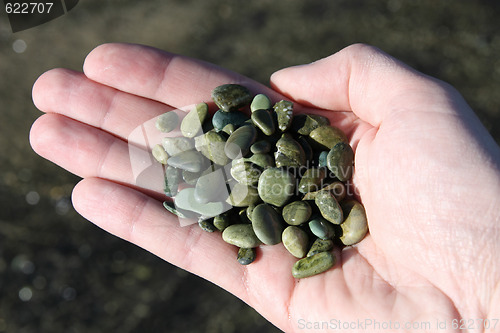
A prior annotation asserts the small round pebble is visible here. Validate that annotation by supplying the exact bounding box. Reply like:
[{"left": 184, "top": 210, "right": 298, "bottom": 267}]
[
  {"left": 292, "top": 251, "right": 336, "bottom": 279},
  {"left": 237, "top": 247, "right": 257, "bottom": 265},
  {"left": 156, "top": 111, "right": 179, "bottom": 133},
  {"left": 222, "top": 224, "right": 261, "bottom": 248},
  {"left": 282, "top": 226, "right": 309, "bottom": 258},
  {"left": 282, "top": 201, "right": 312, "bottom": 226}
]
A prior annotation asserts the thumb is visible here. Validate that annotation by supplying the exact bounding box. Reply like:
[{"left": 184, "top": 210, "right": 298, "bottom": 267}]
[{"left": 270, "top": 43, "right": 456, "bottom": 127}]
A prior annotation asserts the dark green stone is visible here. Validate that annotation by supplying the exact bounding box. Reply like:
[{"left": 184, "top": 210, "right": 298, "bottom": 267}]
[
  {"left": 318, "top": 151, "right": 329, "bottom": 168},
  {"left": 315, "top": 191, "right": 343, "bottom": 224},
  {"left": 273, "top": 100, "right": 294, "bottom": 131},
  {"left": 282, "top": 201, "right": 312, "bottom": 226},
  {"left": 308, "top": 125, "right": 348, "bottom": 150},
  {"left": 212, "top": 109, "right": 249, "bottom": 131},
  {"left": 327, "top": 142, "right": 354, "bottom": 181},
  {"left": 162, "top": 201, "right": 197, "bottom": 219},
  {"left": 211, "top": 84, "right": 252, "bottom": 112},
  {"left": 250, "top": 140, "right": 272, "bottom": 154},
  {"left": 302, "top": 181, "right": 346, "bottom": 202},
  {"left": 307, "top": 238, "right": 334, "bottom": 257},
  {"left": 251, "top": 109, "right": 276, "bottom": 136},
  {"left": 274, "top": 133, "right": 306, "bottom": 168},
  {"left": 225, "top": 125, "right": 257, "bottom": 159},
  {"left": 251, "top": 203, "right": 285, "bottom": 245},
  {"left": 298, "top": 167, "right": 327, "bottom": 194},
  {"left": 309, "top": 216, "right": 336, "bottom": 240},
  {"left": 291, "top": 114, "right": 330, "bottom": 135},
  {"left": 198, "top": 219, "right": 217, "bottom": 232},
  {"left": 257, "top": 168, "right": 296, "bottom": 207},
  {"left": 213, "top": 213, "right": 231, "bottom": 231},
  {"left": 296, "top": 136, "right": 313, "bottom": 164},
  {"left": 237, "top": 247, "right": 257, "bottom": 265},
  {"left": 292, "top": 252, "right": 336, "bottom": 279},
  {"left": 245, "top": 153, "right": 275, "bottom": 169}
]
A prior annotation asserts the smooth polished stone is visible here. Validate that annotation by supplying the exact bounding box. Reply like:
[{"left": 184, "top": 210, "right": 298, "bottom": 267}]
[
  {"left": 245, "top": 153, "right": 275, "bottom": 169},
  {"left": 194, "top": 130, "right": 229, "bottom": 166},
  {"left": 298, "top": 167, "right": 327, "bottom": 194},
  {"left": 155, "top": 111, "right": 179, "bottom": 133},
  {"left": 282, "top": 226, "right": 309, "bottom": 258},
  {"left": 250, "top": 94, "right": 272, "bottom": 112},
  {"left": 340, "top": 200, "right": 368, "bottom": 246},
  {"left": 302, "top": 181, "right": 346, "bottom": 202},
  {"left": 282, "top": 201, "right": 312, "bottom": 226},
  {"left": 307, "top": 238, "right": 334, "bottom": 257},
  {"left": 237, "top": 247, "right": 257, "bottom": 265},
  {"left": 308, "top": 125, "right": 348, "bottom": 150},
  {"left": 212, "top": 109, "right": 249, "bottom": 131},
  {"left": 251, "top": 203, "right": 285, "bottom": 245},
  {"left": 309, "top": 216, "right": 336, "bottom": 240},
  {"left": 166, "top": 149, "right": 206, "bottom": 173},
  {"left": 226, "top": 183, "right": 261, "bottom": 207},
  {"left": 211, "top": 84, "right": 252, "bottom": 112},
  {"left": 174, "top": 188, "right": 230, "bottom": 218},
  {"left": 257, "top": 168, "right": 296, "bottom": 207},
  {"left": 274, "top": 133, "right": 306, "bottom": 168},
  {"left": 213, "top": 212, "right": 231, "bottom": 231},
  {"left": 198, "top": 219, "right": 217, "bottom": 232},
  {"left": 327, "top": 142, "right": 354, "bottom": 181},
  {"left": 194, "top": 168, "right": 228, "bottom": 204},
  {"left": 225, "top": 125, "right": 257, "bottom": 159},
  {"left": 152, "top": 144, "right": 169, "bottom": 164},
  {"left": 231, "top": 159, "right": 261, "bottom": 186},
  {"left": 250, "top": 140, "right": 272, "bottom": 154},
  {"left": 315, "top": 190, "right": 343, "bottom": 224},
  {"left": 251, "top": 109, "right": 276, "bottom": 136},
  {"left": 222, "top": 224, "right": 261, "bottom": 248},
  {"left": 180, "top": 103, "right": 208, "bottom": 138},
  {"left": 273, "top": 100, "right": 294, "bottom": 131},
  {"left": 292, "top": 252, "right": 336, "bottom": 279}
]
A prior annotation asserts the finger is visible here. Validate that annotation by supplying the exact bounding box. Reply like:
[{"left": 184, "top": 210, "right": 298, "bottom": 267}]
[
  {"left": 72, "top": 177, "right": 298, "bottom": 329},
  {"left": 83, "top": 43, "right": 283, "bottom": 109},
  {"left": 29, "top": 113, "right": 163, "bottom": 194},
  {"left": 270, "top": 43, "right": 463, "bottom": 127},
  {"left": 32, "top": 68, "right": 174, "bottom": 142}
]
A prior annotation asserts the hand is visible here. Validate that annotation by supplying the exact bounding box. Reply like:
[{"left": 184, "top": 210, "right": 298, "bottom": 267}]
[{"left": 30, "top": 43, "right": 500, "bottom": 332}]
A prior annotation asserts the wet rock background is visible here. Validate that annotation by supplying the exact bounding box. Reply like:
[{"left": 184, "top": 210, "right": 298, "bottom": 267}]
[{"left": 1, "top": 1, "right": 499, "bottom": 332}]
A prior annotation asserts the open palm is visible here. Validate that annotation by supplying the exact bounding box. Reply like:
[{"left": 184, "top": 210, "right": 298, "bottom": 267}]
[{"left": 30, "top": 43, "right": 500, "bottom": 332}]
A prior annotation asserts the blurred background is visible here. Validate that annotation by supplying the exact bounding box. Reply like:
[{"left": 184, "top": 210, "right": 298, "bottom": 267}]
[{"left": 1, "top": 0, "right": 499, "bottom": 332}]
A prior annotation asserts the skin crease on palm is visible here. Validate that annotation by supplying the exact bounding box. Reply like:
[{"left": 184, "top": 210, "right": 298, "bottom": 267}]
[{"left": 29, "top": 43, "right": 500, "bottom": 332}]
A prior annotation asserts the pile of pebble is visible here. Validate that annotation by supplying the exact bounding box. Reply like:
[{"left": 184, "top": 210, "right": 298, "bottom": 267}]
[{"left": 152, "top": 84, "right": 368, "bottom": 278}]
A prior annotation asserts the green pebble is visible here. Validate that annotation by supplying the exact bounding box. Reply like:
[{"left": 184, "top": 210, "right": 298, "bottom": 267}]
[
  {"left": 274, "top": 133, "right": 306, "bottom": 168},
  {"left": 250, "top": 140, "right": 271, "bottom": 154},
  {"left": 327, "top": 142, "right": 354, "bottom": 181},
  {"left": 298, "top": 167, "right": 327, "bottom": 194},
  {"left": 174, "top": 188, "right": 231, "bottom": 218},
  {"left": 226, "top": 182, "right": 261, "bottom": 207},
  {"left": 307, "top": 238, "right": 334, "bottom": 257},
  {"left": 213, "top": 213, "right": 231, "bottom": 231},
  {"left": 163, "top": 201, "right": 197, "bottom": 219},
  {"left": 194, "top": 130, "right": 229, "bottom": 166},
  {"left": 198, "top": 219, "right": 217, "bottom": 232},
  {"left": 167, "top": 149, "right": 206, "bottom": 173},
  {"left": 230, "top": 159, "right": 262, "bottom": 186},
  {"left": 251, "top": 203, "right": 285, "bottom": 245},
  {"left": 225, "top": 125, "right": 257, "bottom": 159},
  {"left": 315, "top": 190, "right": 343, "bottom": 224},
  {"left": 302, "top": 181, "right": 346, "bottom": 202},
  {"left": 222, "top": 224, "right": 261, "bottom": 248},
  {"left": 212, "top": 109, "right": 249, "bottom": 131},
  {"left": 309, "top": 216, "right": 336, "bottom": 240},
  {"left": 237, "top": 248, "right": 257, "bottom": 265},
  {"left": 155, "top": 111, "right": 179, "bottom": 133},
  {"left": 245, "top": 153, "right": 275, "bottom": 169},
  {"left": 282, "top": 226, "right": 309, "bottom": 258},
  {"left": 194, "top": 168, "right": 228, "bottom": 204},
  {"left": 291, "top": 114, "right": 330, "bottom": 135},
  {"left": 273, "top": 100, "right": 294, "bottom": 131},
  {"left": 180, "top": 103, "right": 208, "bottom": 138},
  {"left": 161, "top": 137, "right": 194, "bottom": 156},
  {"left": 317, "top": 151, "right": 329, "bottom": 168},
  {"left": 340, "top": 200, "right": 368, "bottom": 246},
  {"left": 246, "top": 204, "right": 256, "bottom": 221},
  {"left": 257, "top": 168, "right": 296, "bottom": 207},
  {"left": 282, "top": 201, "right": 312, "bottom": 226},
  {"left": 308, "top": 125, "right": 348, "bottom": 150},
  {"left": 152, "top": 144, "right": 169, "bottom": 164},
  {"left": 222, "top": 123, "right": 235, "bottom": 135},
  {"left": 292, "top": 252, "right": 336, "bottom": 279},
  {"left": 296, "top": 136, "right": 313, "bottom": 164},
  {"left": 251, "top": 109, "right": 276, "bottom": 136},
  {"left": 211, "top": 84, "right": 252, "bottom": 112},
  {"left": 164, "top": 166, "right": 181, "bottom": 197},
  {"left": 250, "top": 94, "right": 272, "bottom": 112}
]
